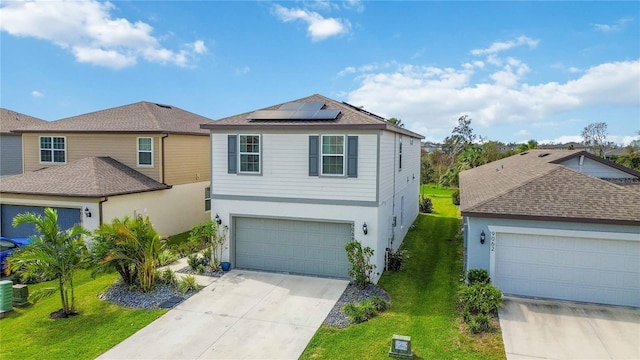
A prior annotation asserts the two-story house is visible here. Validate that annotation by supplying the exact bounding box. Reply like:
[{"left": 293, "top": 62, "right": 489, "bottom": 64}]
[
  {"left": 200, "top": 94, "right": 423, "bottom": 282},
  {"left": 0, "top": 108, "right": 47, "bottom": 178},
  {"left": 0, "top": 101, "right": 213, "bottom": 238}
]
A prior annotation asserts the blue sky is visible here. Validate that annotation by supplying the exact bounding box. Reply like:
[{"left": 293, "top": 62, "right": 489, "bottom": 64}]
[{"left": 1, "top": 1, "right": 638, "bottom": 145}]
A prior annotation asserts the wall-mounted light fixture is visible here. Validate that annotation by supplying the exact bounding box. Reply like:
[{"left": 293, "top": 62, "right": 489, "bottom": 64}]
[
  {"left": 84, "top": 207, "right": 92, "bottom": 218},
  {"left": 480, "top": 230, "right": 486, "bottom": 244},
  {"left": 215, "top": 214, "right": 222, "bottom": 225},
  {"left": 363, "top": 222, "right": 368, "bottom": 235}
]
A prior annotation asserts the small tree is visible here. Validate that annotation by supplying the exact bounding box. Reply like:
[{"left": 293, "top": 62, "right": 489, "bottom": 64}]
[
  {"left": 581, "top": 122, "right": 608, "bottom": 157},
  {"left": 388, "top": 117, "right": 404, "bottom": 127},
  {"left": 8, "top": 208, "right": 88, "bottom": 317},
  {"left": 188, "top": 220, "right": 228, "bottom": 270},
  {"left": 345, "top": 240, "right": 375, "bottom": 288}
]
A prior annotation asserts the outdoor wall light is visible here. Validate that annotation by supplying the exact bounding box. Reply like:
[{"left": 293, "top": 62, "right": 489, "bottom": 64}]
[
  {"left": 84, "top": 207, "right": 92, "bottom": 218},
  {"left": 480, "top": 230, "right": 486, "bottom": 244},
  {"left": 363, "top": 222, "right": 368, "bottom": 235},
  {"left": 215, "top": 214, "right": 222, "bottom": 225}
]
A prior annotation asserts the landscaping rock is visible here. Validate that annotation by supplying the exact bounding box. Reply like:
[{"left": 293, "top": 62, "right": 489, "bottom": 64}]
[
  {"left": 323, "top": 283, "right": 390, "bottom": 328},
  {"left": 99, "top": 281, "right": 196, "bottom": 309}
]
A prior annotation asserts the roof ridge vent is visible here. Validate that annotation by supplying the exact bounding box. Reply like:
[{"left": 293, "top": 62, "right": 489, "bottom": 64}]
[{"left": 155, "top": 103, "right": 172, "bottom": 109}]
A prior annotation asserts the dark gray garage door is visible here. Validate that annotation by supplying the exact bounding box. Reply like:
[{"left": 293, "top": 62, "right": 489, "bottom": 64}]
[
  {"left": 235, "top": 217, "right": 352, "bottom": 278},
  {"left": 1, "top": 205, "right": 82, "bottom": 238}
]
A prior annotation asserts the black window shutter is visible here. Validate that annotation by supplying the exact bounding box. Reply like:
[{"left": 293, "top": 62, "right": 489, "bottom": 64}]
[
  {"left": 309, "top": 136, "right": 319, "bottom": 176},
  {"left": 347, "top": 136, "right": 358, "bottom": 178},
  {"left": 228, "top": 135, "right": 237, "bottom": 174}
]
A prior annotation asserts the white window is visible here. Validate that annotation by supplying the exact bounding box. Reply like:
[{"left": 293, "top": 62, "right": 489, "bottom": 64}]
[
  {"left": 321, "top": 135, "right": 345, "bottom": 176},
  {"left": 40, "top": 136, "right": 66, "bottom": 163},
  {"left": 239, "top": 135, "right": 260, "bottom": 173},
  {"left": 138, "top": 137, "right": 153, "bottom": 166},
  {"left": 205, "top": 186, "right": 211, "bottom": 211}
]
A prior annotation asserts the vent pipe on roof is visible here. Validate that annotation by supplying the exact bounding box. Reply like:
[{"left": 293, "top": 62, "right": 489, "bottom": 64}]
[{"left": 579, "top": 155, "right": 584, "bottom": 172}]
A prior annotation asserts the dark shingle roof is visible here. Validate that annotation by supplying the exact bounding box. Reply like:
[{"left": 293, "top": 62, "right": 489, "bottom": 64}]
[
  {"left": 200, "top": 94, "right": 424, "bottom": 139},
  {"left": 460, "top": 150, "right": 640, "bottom": 225},
  {"left": 0, "top": 157, "right": 169, "bottom": 197},
  {"left": 0, "top": 108, "right": 47, "bottom": 134},
  {"left": 13, "top": 102, "right": 213, "bottom": 135}
]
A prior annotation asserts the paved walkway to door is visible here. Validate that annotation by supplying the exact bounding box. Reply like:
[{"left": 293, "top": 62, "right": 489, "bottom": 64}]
[
  {"left": 98, "top": 270, "right": 348, "bottom": 359},
  {"left": 499, "top": 297, "right": 640, "bottom": 359}
]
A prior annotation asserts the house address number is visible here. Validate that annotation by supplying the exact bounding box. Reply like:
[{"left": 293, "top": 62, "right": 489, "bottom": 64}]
[{"left": 490, "top": 231, "right": 496, "bottom": 252}]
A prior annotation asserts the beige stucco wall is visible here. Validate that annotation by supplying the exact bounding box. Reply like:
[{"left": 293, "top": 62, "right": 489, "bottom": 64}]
[
  {"left": 22, "top": 133, "right": 162, "bottom": 182},
  {"left": 102, "top": 181, "right": 210, "bottom": 237},
  {"left": 163, "top": 134, "right": 210, "bottom": 185}
]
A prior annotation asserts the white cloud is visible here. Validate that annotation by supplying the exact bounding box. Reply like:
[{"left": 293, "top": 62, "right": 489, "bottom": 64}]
[
  {"left": 235, "top": 66, "right": 251, "bottom": 75},
  {"left": 344, "top": 59, "right": 640, "bottom": 139},
  {"left": 31, "top": 90, "right": 44, "bottom": 97},
  {"left": 515, "top": 129, "right": 529, "bottom": 136},
  {"left": 0, "top": 0, "right": 206, "bottom": 69},
  {"left": 272, "top": 4, "right": 350, "bottom": 41},
  {"left": 593, "top": 17, "right": 634, "bottom": 32},
  {"left": 539, "top": 135, "right": 583, "bottom": 145},
  {"left": 343, "top": 0, "right": 365, "bottom": 13},
  {"left": 470, "top": 36, "right": 539, "bottom": 56},
  {"left": 568, "top": 67, "right": 581, "bottom": 73}
]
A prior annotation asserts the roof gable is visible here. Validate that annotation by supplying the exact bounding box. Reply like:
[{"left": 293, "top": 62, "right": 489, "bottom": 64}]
[
  {"left": 200, "top": 94, "right": 423, "bottom": 139},
  {"left": 0, "top": 157, "right": 169, "bottom": 197},
  {"left": 13, "top": 102, "right": 214, "bottom": 135},
  {"left": 0, "top": 108, "right": 47, "bottom": 134}
]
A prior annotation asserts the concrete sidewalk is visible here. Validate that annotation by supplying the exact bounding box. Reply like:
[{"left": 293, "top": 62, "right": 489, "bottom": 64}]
[{"left": 98, "top": 270, "right": 348, "bottom": 359}]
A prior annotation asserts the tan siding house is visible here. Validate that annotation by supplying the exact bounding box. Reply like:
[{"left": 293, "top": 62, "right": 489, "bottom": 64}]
[{"left": 1, "top": 102, "right": 214, "bottom": 237}]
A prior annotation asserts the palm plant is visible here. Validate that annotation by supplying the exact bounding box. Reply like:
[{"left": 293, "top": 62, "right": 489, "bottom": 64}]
[
  {"left": 92, "top": 215, "right": 162, "bottom": 292},
  {"left": 8, "top": 208, "right": 88, "bottom": 316}
]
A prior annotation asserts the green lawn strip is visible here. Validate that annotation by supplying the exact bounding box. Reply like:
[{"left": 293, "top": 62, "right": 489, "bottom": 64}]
[
  {"left": 420, "top": 184, "right": 459, "bottom": 218},
  {"left": 301, "top": 186, "right": 505, "bottom": 359},
  {"left": 165, "top": 230, "right": 190, "bottom": 247},
  {"left": 1, "top": 270, "right": 166, "bottom": 360}
]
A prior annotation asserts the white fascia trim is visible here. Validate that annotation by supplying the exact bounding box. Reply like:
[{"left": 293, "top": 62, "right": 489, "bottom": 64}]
[{"left": 487, "top": 225, "right": 640, "bottom": 242}]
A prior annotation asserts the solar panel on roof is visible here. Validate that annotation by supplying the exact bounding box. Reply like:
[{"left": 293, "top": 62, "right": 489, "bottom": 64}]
[
  {"left": 299, "top": 102, "right": 325, "bottom": 112},
  {"left": 279, "top": 102, "right": 305, "bottom": 111},
  {"left": 312, "top": 109, "right": 340, "bottom": 119},
  {"left": 248, "top": 101, "right": 340, "bottom": 121}
]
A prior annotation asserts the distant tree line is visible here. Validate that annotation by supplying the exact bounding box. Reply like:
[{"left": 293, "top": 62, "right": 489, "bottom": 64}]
[{"left": 420, "top": 117, "right": 640, "bottom": 188}]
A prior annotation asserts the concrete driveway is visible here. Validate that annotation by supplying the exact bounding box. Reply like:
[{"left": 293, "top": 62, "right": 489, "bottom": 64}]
[
  {"left": 499, "top": 297, "right": 640, "bottom": 360},
  {"left": 98, "top": 270, "right": 348, "bottom": 360}
]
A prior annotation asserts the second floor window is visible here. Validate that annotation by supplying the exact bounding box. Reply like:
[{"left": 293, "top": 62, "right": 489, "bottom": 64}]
[
  {"left": 138, "top": 137, "right": 153, "bottom": 166},
  {"left": 239, "top": 135, "right": 260, "bottom": 173},
  {"left": 205, "top": 186, "right": 211, "bottom": 211},
  {"left": 398, "top": 136, "right": 403, "bottom": 171},
  {"left": 40, "top": 136, "right": 66, "bottom": 163},
  {"left": 321, "top": 135, "right": 345, "bottom": 176}
]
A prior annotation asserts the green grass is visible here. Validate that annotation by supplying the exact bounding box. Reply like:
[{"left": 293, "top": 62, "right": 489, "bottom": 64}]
[
  {"left": 420, "top": 184, "right": 459, "bottom": 218},
  {"left": 301, "top": 185, "right": 505, "bottom": 360},
  {"left": 165, "top": 230, "right": 191, "bottom": 247},
  {"left": 0, "top": 270, "right": 166, "bottom": 360}
]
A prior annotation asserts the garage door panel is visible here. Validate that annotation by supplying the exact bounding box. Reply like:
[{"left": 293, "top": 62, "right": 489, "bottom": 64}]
[
  {"left": 235, "top": 217, "right": 351, "bottom": 278},
  {"left": 1, "top": 205, "right": 81, "bottom": 238},
  {"left": 495, "top": 233, "right": 640, "bottom": 307}
]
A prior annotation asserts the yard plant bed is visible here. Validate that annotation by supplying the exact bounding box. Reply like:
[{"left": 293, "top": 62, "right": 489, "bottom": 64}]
[
  {"left": 301, "top": 186, "right": 506, "bottom": 359},
  {"left": 323, "top": 283, "right": 390, "bottom": 328}
]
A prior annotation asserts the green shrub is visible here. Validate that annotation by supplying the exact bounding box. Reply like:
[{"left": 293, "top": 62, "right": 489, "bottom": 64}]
[
  {"left": 467, "top": 269, "right": 490, "bottom": 285},
  {"left": 196, "top": 264, "right": 205, "bottom": 274},
  {"left": 419, "top": 196, "right": 433, "bottom": 213},
  {"left": 157, "top": 249, "right": 179, "bottom": 267},
  {"left": 459, "top": 283, "right": 503, "bottom": 316},
  {"left": 452, "top": 189, "right": 460, "bottom": 205},
  {"left": 342, "top": 303, "right": 366, "bottom": 324},
  {"left": 345, "top": 241, "right": 375, "bottom": 288},
  {"left": 178, "top": 275, "right": 199, "bottom": 294},
  {"left": 387, "top": 248, "right": 407, "bottom": 271},
  {"left": 187, "top": 254, "right": 201, "bottom": 270},
  {"left": 468, "top": 313, "right": 492, "bottom": 334},
  {"left": 371, "top": 296, "right": 389, "bottom": 311},
  {"left": 157, "top": 268, "right": 177, "bottom": 286}
]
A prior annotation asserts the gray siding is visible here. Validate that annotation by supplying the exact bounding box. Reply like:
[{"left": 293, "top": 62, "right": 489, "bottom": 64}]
[
  {"left": 560, "top": 157, "right": 632, "bottom": 179},
  {"left": 0, "top": 135, "right": 22, "bottom": 177}
]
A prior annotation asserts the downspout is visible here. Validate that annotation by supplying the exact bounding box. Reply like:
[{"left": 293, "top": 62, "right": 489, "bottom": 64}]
[
  {"left": 579, "top": 154, "right": 584, "bottom": 173},
  {"left": 98, "top": 197, "right": 108, "bottom": 226},
  {"left": 391, "top": 132, "right": 397, "bottom": 248},
  {"left": 161, "top": 133, "right": 169, "bottom": 184}
]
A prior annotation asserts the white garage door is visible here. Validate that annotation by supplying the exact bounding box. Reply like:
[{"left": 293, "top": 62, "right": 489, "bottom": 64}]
[
  {"left": 234, "top": 217, "right": 351, "bottom": 278},
  {"left": 494, "top": 233, "right": 640, "bottom": 307}
]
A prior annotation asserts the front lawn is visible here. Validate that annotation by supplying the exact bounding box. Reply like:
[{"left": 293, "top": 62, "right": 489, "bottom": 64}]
[
  {"left": 301, "top": 186, "right": 505, "bottom": 359},
  {"left": 0, "top": 270, "right": 166, "bottom": 360}
]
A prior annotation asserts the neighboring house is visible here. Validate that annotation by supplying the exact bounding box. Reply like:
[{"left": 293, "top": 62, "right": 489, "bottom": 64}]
[
  {"left": 421, "top": 141, "right": 441, "bottom": 154},
  {"left": 0, "top": 108, "right": 47, "bottom": 178},
  {"left": 539, "top": 141, "right": 586, "bottom": 151},
  {"left": 200, "top": 94, "right": 423, "bottom": 282},
  {"left": 0, "top": 101, "right": 214, "bottom": 238},
  {"left": 460, "top": 150, "right": 640, "bottom": 307}
]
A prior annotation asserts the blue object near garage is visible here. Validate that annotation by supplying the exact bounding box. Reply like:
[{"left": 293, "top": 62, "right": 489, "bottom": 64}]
[{"left": 0, "top": 205, "right": 81, "bottom": 238}]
